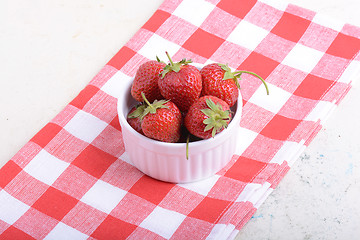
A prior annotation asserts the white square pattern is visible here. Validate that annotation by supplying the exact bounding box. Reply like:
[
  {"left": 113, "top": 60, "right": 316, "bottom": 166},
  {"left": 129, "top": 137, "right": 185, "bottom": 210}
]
[
  {"left": 138, "top": 34, "right": 181, "bottom": 61},
  {"left": 311, "top": 13, "right": 344, "bottom": 32},
  {"left": 23, "top": 150, "right": 69, "bottom": 186},
  {"left": 101, "top": 71, "right": 133, "bottom": 99},
  {"left": 44, "top": 222, "right": 88, "bottom": 240},
  {"left": 64, "top": 110, "right": 108, "bottom": 143},
  {"left": 80, "top": 180, "right": 127, "bottom": 214},
  {"left": 172, "top": 0, "right": 215, "bottom": 27},
  {"left": 282, "top": 43, "right": 324, "bottom": 73},
  {"left": 178, "top": 175, "right": 219, "bottom": 196},
  {"left": 234, "top": 127, "right": 259, "bottom": 156},
  {"left": 248, "top": 83, "right": 292, "bottom": 114},
  {"left": 0, "top": 190, "right": 30, "bottom": 224},
  {"left": 140, "top": 206, "right": 186, "bottom": 239},
  {"left": 227, "top": 20, "right": 269, "bottom": 51}
]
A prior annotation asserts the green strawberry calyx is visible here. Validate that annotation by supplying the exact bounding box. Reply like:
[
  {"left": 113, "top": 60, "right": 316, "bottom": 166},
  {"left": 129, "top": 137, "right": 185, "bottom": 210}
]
[
  {"left": 161, "top": 51, "right": 192, "bottom": 78},
  {"left": 201, "top": 98, "right": 231, "bottom": 137},
  {"left": 140, "top": 92, "right": 169, "bottom": 120},
  {"left": 127, "top": 104, "right": 146, "bottom": 119},
  {"left": 218, "top": 63, "right": 270, "bottom": 95}
]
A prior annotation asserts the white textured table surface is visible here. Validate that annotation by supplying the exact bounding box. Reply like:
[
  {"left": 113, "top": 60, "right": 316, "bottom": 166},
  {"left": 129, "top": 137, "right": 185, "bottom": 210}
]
[{"left": 1, "top": 0, "right": 359, "bottom": 239}]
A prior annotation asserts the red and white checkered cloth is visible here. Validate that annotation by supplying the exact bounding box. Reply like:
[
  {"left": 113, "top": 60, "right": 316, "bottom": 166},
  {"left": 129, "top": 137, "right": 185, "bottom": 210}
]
[{"left": 1, "top": 0, "right": 360, "bottom": 239}]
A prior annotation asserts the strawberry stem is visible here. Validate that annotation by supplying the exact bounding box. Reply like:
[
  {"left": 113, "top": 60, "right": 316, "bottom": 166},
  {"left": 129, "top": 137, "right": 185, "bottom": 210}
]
[
  {"left": 234, "top": 70, "right": 269, "bottom": 95},
  {"left": 140, "top": 92, "right": 169, "bottom": 119},
  {"left": 165, "top": 51, "right": 174, "bottom": 66},
  {"left": 161, "top": 51, "right": 193, "bottom": 78},
  {"left": 186, "top": 134, "right": 190, "bottom": 160},
  {"left": 141, "top": 92, "right": 152, "bottom": 107}
]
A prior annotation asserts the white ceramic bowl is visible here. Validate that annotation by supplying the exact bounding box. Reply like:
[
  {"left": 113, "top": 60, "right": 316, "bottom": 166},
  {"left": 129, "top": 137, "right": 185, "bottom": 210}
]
[{"left": 117, "top": 66, "right": 242, "bottom": 183}]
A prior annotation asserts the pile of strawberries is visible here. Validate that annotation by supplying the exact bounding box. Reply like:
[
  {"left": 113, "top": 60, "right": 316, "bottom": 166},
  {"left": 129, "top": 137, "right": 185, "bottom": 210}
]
[{"left": 127, "top": 52, "right": 268, "bottom": 144}]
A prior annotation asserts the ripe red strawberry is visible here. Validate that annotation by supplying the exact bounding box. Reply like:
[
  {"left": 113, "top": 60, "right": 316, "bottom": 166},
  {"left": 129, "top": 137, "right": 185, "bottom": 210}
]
[
  {"left": 200, "top": 63, "right": 269, "bottom": 107},
  {"left": 185, "top": 95, "right": 231, "bottom": 139},
  {"left": 158, "top": 52, "right": 202, "bottom": 112},
  {"left": 140, "top": 93, "right": 182, "bottom": 143},
  {"left": 127, "top": 104, "right": 145, "bottom": 134},
  {"left": 131, "top": 59, "right": 166, "bottom": 102}
]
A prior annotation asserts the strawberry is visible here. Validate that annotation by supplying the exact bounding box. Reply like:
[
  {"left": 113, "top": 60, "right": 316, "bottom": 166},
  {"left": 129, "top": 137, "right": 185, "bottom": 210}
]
[
  {"left": 158, "top": 52, "right": 202, "bottom": 112},
  {"left": 140, "top": 93, "right": 182, "bottom": 143},
  {"left": 184, "top": 95, "right": 231, "bottom": 139},
  {"left": 200, "top": 63, "right": 269, "bottom": 107},
  {"left": 131, "top": 59, "right": 166, "bottom": 102},
  {"left": 127, "top": 104, "right": 145, "bottom": 134}
]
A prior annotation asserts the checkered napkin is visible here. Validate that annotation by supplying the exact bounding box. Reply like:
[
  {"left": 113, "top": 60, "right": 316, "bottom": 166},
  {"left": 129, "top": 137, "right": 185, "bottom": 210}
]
[{"left": 1, "top": 0, "right": 360, "bottom": 239}]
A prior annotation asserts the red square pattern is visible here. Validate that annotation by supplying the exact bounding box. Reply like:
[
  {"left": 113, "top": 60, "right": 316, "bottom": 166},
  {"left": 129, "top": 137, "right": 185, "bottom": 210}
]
[
  {"left": 107, "top": 46, "right": 137, "bottom": 70},
  {"left": 45, "top": 129, "right": 89, "bottom": 163},
  {"left": 125, "top": 29, "right": 153, "bottom": 52},
  {"left": 242, "top": 134, "right": 284, "bottom": 163},
  {"left": 89, "top": 65, "right": 118, "bottom": 89},
  {"left": 207, "top": 177, "right": 247, "bottom": 201},
  {"left": 62, "top": 201, "right": 107, "bottom": 236},
  {"left": 271, "top": 12, "right": 311, "bottom": 42},
  {"left": 52, "top": 164, "right": 97, "bottom": 200},
  {"left": 265, "top": 64, "right": 308, "bottom": 93},
  {"left": 50, "top": 105, "right": 79, "bottom": 128},
  {"left": 109, "top": 115, "right": 122, "bottom": 132},
  {"left": 30, "top": 123, "right": 62, "bottom": 148},
  {"left": 278, "top": 95, "right": 318, "bottom": 120},
  {"left": 210, "top": 41, "right": 252, "bottom": 69},
  {"left": 188, "top": 197, "right": 232, "bottom": 223},
  {"left": 326, "top": 32, "right": 360, "bottom": 59},
  {"left": 32, "top": 186, "right": 78, "bottom": 221},
  {"left": 92, "top": 125, "right": 125, "bottom": 159},
  {"left": 142, "top": 10, "right": 171, "bottom": 33},
  {"left": 217, "top": 0, "right": 257, "bottom": 19},
  {"left": 91, "top": 215, "right": 137, "bottom": 240},
  {"left": 0, "top": 161, "right": 22, "bottom": 188},
  {"left": 110, "top": 193, "right": 156, "bottom": 225},
  {"left": 0, "top": 226, "right": 35, "bottom": 240},
  {"left": 100, "top": 159, "right": 143, "bottom": 191},
  {"left": 82, "top": 90, "right": 118, "bottom": 124},
  {"left": 11, "top": 142, "right": 42, "bottom": 168},
  {"left": 156, "top": 15, "right": 198, "bottom": 46},
  {"left": 311, "top": 54, "right": 350, "bottom": 81},
  {"left": 255, "top": 33, "right": 296, "bottom": 62},
  {"left": 129, "top": 175, "right": 175, "bottom": 205},
  {"left": 240, "top": 102, "right": 275, "bottom": 133},
  {"left": 239, "top": 51, "right": 279, "bottom": 80},
  {"left": 200, "top": 7, "right": 241, "bottom": 39},
  {"left": 244, "top": 1, "right": 283, "bottom": 31},
  {"left": 260, "top": 114, "right": 302, "bottom": 141},
  {"left": 4, "top": 171, "right": 48, "bottom": 206},
  {"left": 69, "top": 85, "right": 100, "bottom": 110},
  {"left": 299, "top": 23, "right": 338, "bottom": 52},
  {"left": 72, "top": 144, "right": 118, "bottom": 179},
  {"left": 159, "top": 185, "right": 205, "bottom": 215},
  {"left": 293, "top": 74, "right": 334, "bottom": 100},
  {"left": 14, "top": 208, "right": 58, "bottom": 239},
  {"left": 225, "top": 156, "right": 267, "bottom": 182},
  {"left": 171, "top": 217, "right": 214, "bottom": 240},
  {"left": 182, "top": 28, "right": 225, "bottom": 58}
]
